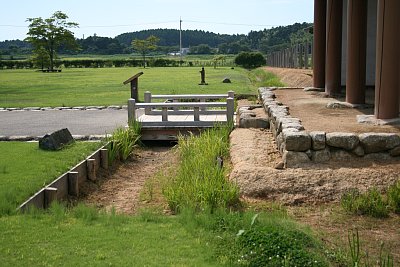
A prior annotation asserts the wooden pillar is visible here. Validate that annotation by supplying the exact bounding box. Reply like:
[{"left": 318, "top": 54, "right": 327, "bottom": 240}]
[
  {"left": 128, "top": 98, "right": 136, "bottom": 122},
  {"left": 325, "top": 0, "right": 343, "bottom": 96},
  {"left": 87, "top": 159, "right": 96, "bottom": 181},
  {"left": 375, "top": 0, "right": 400, "bottom": 119},
  {"left": 346, "top": 0, "right": 368, "bottom": 104},
  {"left": 313, "top": 0, "right": 327, "bottom": 88},
  {"left": 44, "top": 187, "right": 57, "bottom": 209},
  {"left": 68, "top": 171, "right": 79, "bottom": 196},
  {"left": 100, "top": 148, "right": 109, "bottom": 169},
  {"left": 304, "top": 42, "right": 309, "bottom": 69}
]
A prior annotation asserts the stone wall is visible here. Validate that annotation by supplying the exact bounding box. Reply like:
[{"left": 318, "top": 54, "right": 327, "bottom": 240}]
[{"left": 259, "top": 87, "right": 400, "bottom": 167}]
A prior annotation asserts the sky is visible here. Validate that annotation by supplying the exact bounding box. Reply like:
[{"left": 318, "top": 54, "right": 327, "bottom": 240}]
[{"left": 0, "top": 0, "right": 313, "bottom": 41}]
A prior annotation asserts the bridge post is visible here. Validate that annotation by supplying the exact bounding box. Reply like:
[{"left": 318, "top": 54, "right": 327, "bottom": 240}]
[
  {"left": 226, "top": 97, "right": 234, "bottom": 123},
  {"left": 144, "top": 91, "right": 151, "bottom": 115},
  {"left": 128, "top": 98, "right": 136, "bottom": 122},
  {"left": 162, "top": 107, "right": 168, "bottom": 121}
]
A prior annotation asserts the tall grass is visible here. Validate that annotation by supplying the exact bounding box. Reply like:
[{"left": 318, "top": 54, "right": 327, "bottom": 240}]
[
  {"left": 163, "top": 124, "right": 240, "bottom": 213},
  {"left": 107, "top": 120, "right": 141, "bottom": 162},
  {"left": 248, "top": 68, "right": 286, "bottom": 87}
]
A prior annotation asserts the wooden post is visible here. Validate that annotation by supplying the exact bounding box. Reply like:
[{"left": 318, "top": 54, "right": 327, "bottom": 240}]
[
  {"left": 226, "top": 97, "right": 234, "bottom": 123},
  {"left": 68, "top": 171, "right": 79, "bottom": 197},
  {"left": 162, "top": 107, "right": 168, "bottom": 121},
  {"left": 128, "top": 98, "right": 136, "bottom": 123},
  {"left": 123, "top": 72, "right": 143, "bottom": 101},
  {"left": 304, "top": 42, "right": 309, "bottom": 69},
  {"left": 144, "top": 91, "right": 151, "bottom": 115},
  {"left": 194, "top": 107, "right": 200, "bottom": 121},
  {"left": 100, "top": 148, "right": 109, "bottom": 169},
  {"left": 44, "top": 187, "right": 57, "bottom": 209},
  {"left": 87, "top": 159, "right": 96, "bottom": 181}
]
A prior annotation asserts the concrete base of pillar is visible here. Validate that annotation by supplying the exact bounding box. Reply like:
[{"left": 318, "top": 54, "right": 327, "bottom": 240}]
[
  {"left": 326, "top": 101, "right": 374, "bottom": 109},
  {"left": 357, "top": 115, "right": 400, "bottom": 125},
  {"left": 304, "top": 87, "right": 325, "bottom": 92}
]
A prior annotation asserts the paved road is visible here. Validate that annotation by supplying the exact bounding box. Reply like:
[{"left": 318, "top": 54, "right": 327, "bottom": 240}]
[{"left": 0, "top": 109, "right": 128, "bottom": 136}]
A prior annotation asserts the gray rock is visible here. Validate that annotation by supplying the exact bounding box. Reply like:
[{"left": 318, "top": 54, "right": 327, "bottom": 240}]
[
  {"left": 326, "top": 132, "right": 359, "bottom": 150},
  {"left": 283, "top": 150, "right": 310, "bottom": 168},
  {"left": 330, "top": 149, "right": 354, "bottom": 161},
  {"left": 72, "top": 106, "right": 86, "bottom": 110},
  {"left": 303, "top": 87, "right": 325, "bottom": 92},
  {"left": 41, "top": 107, "right": 53, "bottom": 111},
  {"left": 88, "top": 134, "right": 107, "bottom": 140},
  {"left": 326, "top": 101, "right": 353, "bottom": 109},
  {"left": 281, "top": 122, "right": 304, "bottom": 131},
  {"left": 359, "top": 133, "right": 400, "bottom": 153},
  {"left": 0, "top": 136, "right": 8, "bottom": 141},
  {"left": 311, "top": 148, "right": 331, "bottom": 162},
  {"left": 107, "top": 105, "right": 122, "bottom": 110},
  {"left": 6, "top": 108, "right": 19, "bottom": 111},
  {"left": 72, "top": 135, "right": 88, "bottom": 141},
  {"left": 274, "top": 161, "right": 285, "bottom": 170},
  {"left": 309, "top": 131, "right": 326, "bottom": 150},
  {"left": 390, "top": 146, "right": 400, "bottom": 157},
  {"left": 364, "top": 153, "right": 393, "bottom": 161},
  {"left": 39, "top": 128, "right": 74, "bottom": 150},
  {"left": 283, "top": 130, "right": 311, "bottom": 152},
  {"left": 23, "top": 107, "right": 41, "bottom": 111},
  {"left": 352, "top": 146, "right": 365, "bottom": 157},
  {"left": 222, "top": 77, "right": 231, "bottom": 83},
  {"left": 8, "top": 136, "right": 35, "bottom": 141}
]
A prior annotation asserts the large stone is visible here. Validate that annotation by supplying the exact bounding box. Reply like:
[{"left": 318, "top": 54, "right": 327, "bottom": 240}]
[
  {"left": 238, "top": 107, "right": 269, "bottom": 129},
  {"left": 359, "top": 133, "right": 400, "bottom": 153},
  {"left": 364, "top": 153, "right": 393, "bottom": 161},
  {"left": 311, "top": 148, "right": 331, "bottom": 163},
  {"left": 330, "top": 149, "right": 354, "bottom": 161},
  {"left": 39, "top": 128, "right": 74, "bottom": 151},
  {"left": 283, "top": 130, "right": 311, "bottom": 152},
  {"left": 222, "top": 77, "right": 231, "bottom": 83},
  {"left": 283, "top": 150, "right": 310, "bottom": 168},
  {"left": 326, "top": 132, "right": 359, "bottom": 150},
  {"left": 390, "top": 146, "right": 400, "bottom": 157},
  {"left": 351, "top": 145, "right": 365, "bottom": 157},
  {"left": 309, "top": 131, "right": 326, "bottom": 150}
]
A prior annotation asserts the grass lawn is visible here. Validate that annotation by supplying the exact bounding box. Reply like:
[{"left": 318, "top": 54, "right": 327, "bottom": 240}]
[
  {"left": 0, "top": 141, "right": 101, "bottom": 215},
  {"left": 0, "top": 67, "right": 256, "bottom": 107},
  {"left": 0, "top": 207, "right": 219, "bottom": 267}
]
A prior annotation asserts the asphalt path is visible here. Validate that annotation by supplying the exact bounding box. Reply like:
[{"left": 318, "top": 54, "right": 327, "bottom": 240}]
[{"left": 0, "top": 109, "right": 128, "bottom": 136}]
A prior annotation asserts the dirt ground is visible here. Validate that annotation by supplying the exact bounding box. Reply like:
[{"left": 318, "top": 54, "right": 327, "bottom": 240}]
[
  {"left": 263, "top": 66, "right": 313, "bottom": 87},
  {"left": 81, "top": 145, "right": 175, "bottom": 214}
]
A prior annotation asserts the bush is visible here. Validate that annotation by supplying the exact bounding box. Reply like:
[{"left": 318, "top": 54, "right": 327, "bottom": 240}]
[
  {"left": 234, "top": 52, "right": 266, "bottom": 69},
  {"left": 341, "top": 188, "right": 389, "bottom": 218}
]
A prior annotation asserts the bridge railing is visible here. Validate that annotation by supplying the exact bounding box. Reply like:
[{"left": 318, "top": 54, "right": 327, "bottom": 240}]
[{"left": 128, "top": 91, "right": 235, "bottom": 127}]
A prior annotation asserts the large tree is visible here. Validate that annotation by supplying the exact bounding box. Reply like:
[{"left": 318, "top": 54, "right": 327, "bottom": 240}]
[
  {"left": 132, "top": 35, "right": 159, "bottom": 68},
  {"left": 25, "top": 11, "right": 78, "bottom": 71}
]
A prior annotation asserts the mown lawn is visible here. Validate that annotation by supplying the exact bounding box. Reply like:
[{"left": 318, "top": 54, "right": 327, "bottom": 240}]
[
  {"left": 0, "top": 67, "right": 256, "bottom": 107},
  {"left": 0, "top": 141, "right": 101, "bottom": 215}
]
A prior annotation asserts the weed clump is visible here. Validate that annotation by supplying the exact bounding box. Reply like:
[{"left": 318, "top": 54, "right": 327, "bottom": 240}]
[
  {"left": 163, "top": 124, "right": 240, "bottom": 213},
  {"left": 341, "top": 188, "right": 389, "bottom": 218},
  {"left": 108, "top": 120, "right": 141, "bottom": 162},
  {"left": 388, "top": 181, "right": 400, "bottom": 214}
]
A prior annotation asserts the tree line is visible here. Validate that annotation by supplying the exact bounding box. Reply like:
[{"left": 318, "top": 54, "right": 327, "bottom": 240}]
[{"left": 0, "top": 23, "right": 312, "bottom": 58}]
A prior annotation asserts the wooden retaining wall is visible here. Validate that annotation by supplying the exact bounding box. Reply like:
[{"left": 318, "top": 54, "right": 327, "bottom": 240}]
[{"left": 18, "top": 145, "right": 109, "bottom": 212}]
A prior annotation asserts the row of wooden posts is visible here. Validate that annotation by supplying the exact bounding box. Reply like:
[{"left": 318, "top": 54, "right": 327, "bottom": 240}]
[{"left": 266, "top": 42, "right": 313, "bottom": 69}]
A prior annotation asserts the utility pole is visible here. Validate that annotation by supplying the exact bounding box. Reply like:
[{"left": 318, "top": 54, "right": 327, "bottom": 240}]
[{"left": 179, "top": 17, "right": 182, "bottom": 66}]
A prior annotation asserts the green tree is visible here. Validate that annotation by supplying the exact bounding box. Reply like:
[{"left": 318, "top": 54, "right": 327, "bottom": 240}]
[
  {"left": 31, "top": 46, "right": 50, "bottom": 70},
  {"left": 25, "top": 11, "right": 79, "bottom": 71},
  {"left": 132, "top": 35, "right": 159, "bottom": 68}
]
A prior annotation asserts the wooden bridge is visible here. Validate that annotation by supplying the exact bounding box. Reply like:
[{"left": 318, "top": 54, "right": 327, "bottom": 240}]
[{"left": 128, "top": 91, "right": 235, "bottom": 140}]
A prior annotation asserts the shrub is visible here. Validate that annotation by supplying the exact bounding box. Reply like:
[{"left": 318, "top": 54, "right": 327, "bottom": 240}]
[
  {"left": 341, "top": 188, "right": 389, "bottom": 218},
  {"left": 388, "top": 181, "right": 400, "bottom": 214},
  {"left": 108, "top": 120, "right": 141, "bottom": 162},
  {"left": 234, "top": 52, "right": 266, "bottom": 69}
]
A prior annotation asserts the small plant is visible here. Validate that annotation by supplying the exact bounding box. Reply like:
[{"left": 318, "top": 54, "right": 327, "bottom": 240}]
[
  {"left": 341, "top": 188, "right": 389, "bottom": 218},
  {"left": 388, "top": 180, "right": 400, "bottom": 214},
  {"left": 108, "top": 120, "right": 141, "bottom": 162},
  {"left": 348, "top": 229, "right": 361, "bottom": 267}
]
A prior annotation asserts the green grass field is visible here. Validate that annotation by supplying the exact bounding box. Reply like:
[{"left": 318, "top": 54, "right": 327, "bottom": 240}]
[
  {"left": 0, "top": 67, "right": 256, "bottom": 107},
  {"left": 0, "top": 142, "right": 101, "bottom": 215}
]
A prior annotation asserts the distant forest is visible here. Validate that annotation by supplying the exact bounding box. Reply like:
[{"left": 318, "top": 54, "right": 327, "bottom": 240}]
[{"left": 0, "top": 22, "right": 312, "bottom": 57}]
